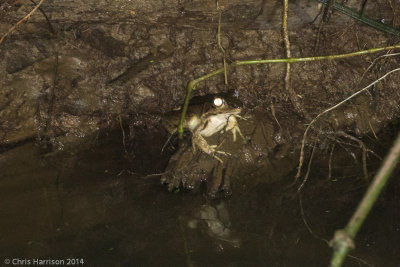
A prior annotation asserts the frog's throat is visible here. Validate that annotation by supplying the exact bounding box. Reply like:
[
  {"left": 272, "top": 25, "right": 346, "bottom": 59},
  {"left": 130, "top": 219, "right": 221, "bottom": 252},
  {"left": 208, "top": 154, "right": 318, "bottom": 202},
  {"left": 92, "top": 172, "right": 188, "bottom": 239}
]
[{"left": 187, "top": 115, "right": 201, "bottom": 131}]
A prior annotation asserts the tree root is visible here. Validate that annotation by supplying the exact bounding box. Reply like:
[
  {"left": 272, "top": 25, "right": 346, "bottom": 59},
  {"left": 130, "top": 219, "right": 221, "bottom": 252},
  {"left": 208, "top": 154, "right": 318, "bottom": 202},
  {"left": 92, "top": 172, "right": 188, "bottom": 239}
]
[{"left": 295, "top": 67, "right": 400, "bottom": 180}]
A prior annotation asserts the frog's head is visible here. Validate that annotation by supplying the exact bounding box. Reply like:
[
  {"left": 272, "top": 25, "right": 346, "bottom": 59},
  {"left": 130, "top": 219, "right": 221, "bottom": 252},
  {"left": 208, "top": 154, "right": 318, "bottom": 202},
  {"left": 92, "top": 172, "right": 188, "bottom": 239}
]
[
  {"left": 207, "top": 96, "right": 241, "bottom": 116},
  {"left": 162, "top": 94, "right": 242, "bottom": 134}
]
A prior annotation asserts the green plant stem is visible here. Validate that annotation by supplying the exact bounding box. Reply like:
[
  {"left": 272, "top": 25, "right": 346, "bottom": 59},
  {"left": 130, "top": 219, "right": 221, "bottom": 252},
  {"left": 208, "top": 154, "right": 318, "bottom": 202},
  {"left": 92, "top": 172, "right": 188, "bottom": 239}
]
[
  {"left": 237, "top": 43, "right": 400, "bottom": 64},
  {"left": 330, "top": 132, "right": 400, "bottom": 267},
  {"left": 177, "top": 43, "right": 400, "bottom": 139}
]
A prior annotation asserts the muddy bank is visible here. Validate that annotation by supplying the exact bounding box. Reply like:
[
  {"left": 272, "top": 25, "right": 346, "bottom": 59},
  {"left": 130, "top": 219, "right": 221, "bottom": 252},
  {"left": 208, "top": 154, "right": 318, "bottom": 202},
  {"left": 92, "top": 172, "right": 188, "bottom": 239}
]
[
  {"left": 1, "top": 0, "right": 399, "bottom": 148},
  {"left": 1, "top": 0, "right": 400, "bottom": 265}
]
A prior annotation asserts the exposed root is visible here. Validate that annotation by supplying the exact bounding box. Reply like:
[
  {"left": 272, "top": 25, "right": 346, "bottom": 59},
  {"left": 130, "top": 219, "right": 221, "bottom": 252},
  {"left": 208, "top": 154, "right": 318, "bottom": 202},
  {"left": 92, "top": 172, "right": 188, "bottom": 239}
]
[
  {"left": 359, "top": 52, "right": 400, "bottom": 82},
  {"left": 118, "top": 115, "right": 128, "bottom": 154},
  {"left": 298, "top": 142, "right": 329, "bottom": 244},
  {"left": 298, "top": 193, "right": 329, "bottom": 246},
  {"left": 297, "top": 141, "right": 317, "bottom": 193},
  {"left": 368, "top": 120, "right": 378, "bottom": 140},
  {"left": 387, "top": 0, "right": 397, "bottom": 27},
  {"left": 322, "top": 0, "right": 334, "bottom": 22},
  {"left": 336, "top": 131, "right": 369, "bottom": 182},
  {"left": 270, "top": 101, "right": 282, "bottom": 129},
  {"left": 328, "top": 143, "right": 335, "bottom": 180},
  {"left": 313, "top": 0, "right": 334, "bottom": 53},
  {"left": 347, "top": 255, "right": 374, "bottom": 267},
  {"left": 314, "top": 19, "right": 324, "bottom": 53},
  {"left": 295, "top": 67, "right": 400, "bottom": 180},
  {"left": 0, "top": 0, "right": 44, "bottom": 44},
  {"left": 282, "top": 0, "right": 310, "bottom": 120},
  {"left": 217, "top": 1, "right": 228, "bottom": 85},
  {"left": 282, "top": 0, "right": 290, "bottom": 60},
  {"left": 30, "top": 0, "right": 54, "bottom": 34}
]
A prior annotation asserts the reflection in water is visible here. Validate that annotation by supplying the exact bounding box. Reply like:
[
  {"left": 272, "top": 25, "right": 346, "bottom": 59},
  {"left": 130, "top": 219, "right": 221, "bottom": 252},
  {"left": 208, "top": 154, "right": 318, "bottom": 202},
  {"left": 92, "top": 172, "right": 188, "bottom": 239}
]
[
  {"left": 187, "top": 201, "right": 241, "bottom": 249},
  {"left": 0, "top": 131, "right": 399, "bottom": 266}
]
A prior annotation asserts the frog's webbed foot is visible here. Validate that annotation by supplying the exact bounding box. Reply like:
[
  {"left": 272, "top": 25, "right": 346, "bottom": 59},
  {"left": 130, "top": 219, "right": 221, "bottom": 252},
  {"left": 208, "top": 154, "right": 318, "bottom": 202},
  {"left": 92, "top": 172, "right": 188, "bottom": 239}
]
[
  {"left": 161, "top": 144, "right": 204, "bottom": 190},
  {"left": 161, "top": 144, "right": 236, "bottom": 197}
]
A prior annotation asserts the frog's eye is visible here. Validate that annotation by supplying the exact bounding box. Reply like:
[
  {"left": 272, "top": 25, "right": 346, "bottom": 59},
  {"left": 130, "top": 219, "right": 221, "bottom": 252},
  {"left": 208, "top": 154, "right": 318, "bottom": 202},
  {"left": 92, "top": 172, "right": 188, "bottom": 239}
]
[{"left": 213, "top": 97, "right": 224, "bottom": 108}]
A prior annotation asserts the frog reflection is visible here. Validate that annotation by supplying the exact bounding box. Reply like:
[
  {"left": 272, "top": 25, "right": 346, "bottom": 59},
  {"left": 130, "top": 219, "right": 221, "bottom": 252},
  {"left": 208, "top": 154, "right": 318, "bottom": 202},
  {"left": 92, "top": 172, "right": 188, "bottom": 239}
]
[{"left": 187, "top": 201, "right": 241, "bottom": 248}]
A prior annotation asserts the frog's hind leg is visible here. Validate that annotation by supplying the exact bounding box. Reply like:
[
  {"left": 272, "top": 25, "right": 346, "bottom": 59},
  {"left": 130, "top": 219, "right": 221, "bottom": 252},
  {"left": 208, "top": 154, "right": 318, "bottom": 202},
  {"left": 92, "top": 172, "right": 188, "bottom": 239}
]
[{"left": 193, "top": 133, "right": 229, "bottom": 163}]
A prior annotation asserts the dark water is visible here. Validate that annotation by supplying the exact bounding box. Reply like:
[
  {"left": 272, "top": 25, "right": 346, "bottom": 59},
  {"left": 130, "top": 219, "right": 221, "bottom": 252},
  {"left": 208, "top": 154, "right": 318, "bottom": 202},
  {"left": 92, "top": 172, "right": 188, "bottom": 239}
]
[{"left": 0, "top": 130, "right": 399, "bottom": 267}]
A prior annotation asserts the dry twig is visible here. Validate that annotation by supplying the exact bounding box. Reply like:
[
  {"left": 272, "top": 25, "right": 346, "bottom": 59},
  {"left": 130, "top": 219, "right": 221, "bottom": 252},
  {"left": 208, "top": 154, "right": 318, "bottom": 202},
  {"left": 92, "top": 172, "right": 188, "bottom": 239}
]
[
  {"left": 217, "top": 1, "right": 228, "bottom": 85},
  {"left": 118, "top": 115, "right": 128, "bottom": 154},
  {"left": 336, "top": 131, "right": 369, "bottom": 182},
  {"left": 0, "top": 0, "right": 44, "bottom": 44},
  {"left": 360, "top": 52, "right": 400, "bottom": 82},
  {"left": 282, "top": 0, "right": 306, "bottom": 119},
  {"left": 328, "top": 143, "right": 335, "bottom": 180},
  {"left": 298, "top": 141, "right": 317, "bottom": 193}
]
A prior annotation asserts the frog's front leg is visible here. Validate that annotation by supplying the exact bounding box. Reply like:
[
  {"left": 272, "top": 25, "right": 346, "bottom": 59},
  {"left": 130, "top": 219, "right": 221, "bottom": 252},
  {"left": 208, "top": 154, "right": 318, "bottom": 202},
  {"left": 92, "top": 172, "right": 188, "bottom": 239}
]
[
  {"left": 225, "top": 115, "right": 245, "bottom": 142},
  {"left": 192, "top": 131, "right": 229, "bottom": 163}
]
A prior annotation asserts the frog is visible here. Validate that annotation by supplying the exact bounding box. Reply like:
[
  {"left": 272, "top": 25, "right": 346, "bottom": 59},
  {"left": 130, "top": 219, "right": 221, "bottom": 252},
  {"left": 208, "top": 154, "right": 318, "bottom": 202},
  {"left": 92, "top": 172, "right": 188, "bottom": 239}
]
[
  {"left": 162, "top": 96, "right": 245, "bottom": 163},
  {"left": 187, "top": 201, "right": 241, "bottom": 248}
]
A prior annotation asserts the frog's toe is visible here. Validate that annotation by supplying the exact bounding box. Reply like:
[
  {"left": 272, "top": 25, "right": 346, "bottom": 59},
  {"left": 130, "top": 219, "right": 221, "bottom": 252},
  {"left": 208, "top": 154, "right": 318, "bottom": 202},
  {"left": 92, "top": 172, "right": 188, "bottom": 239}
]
[
  {"left": 160, "top": 174, "right": 169, "bottom": 185},
  {"left": 231, "top": 126, "right": 245, "bottom": 142},
  {"left": 167, "top": 175, "right": 181, "bottom": 190},
  {"left": 208, "top": 145, "right": 230, "bottom": 161},
  {"left": 212, "top": 155, "right": 224, "bottom": 164},
  {"left": 215, "top": 150, "right": 231, "bottom": 156}
]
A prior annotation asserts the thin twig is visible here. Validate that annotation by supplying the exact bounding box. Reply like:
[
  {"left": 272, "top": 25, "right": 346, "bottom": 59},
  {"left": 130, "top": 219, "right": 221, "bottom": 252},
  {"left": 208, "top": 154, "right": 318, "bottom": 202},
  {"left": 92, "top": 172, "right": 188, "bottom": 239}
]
[
  {"left": 298, "top": 142, "right": 329, "bottom": 244},
  {"left": 0, "top": 0, "right": 45, "bottom": 44},
  {"left": 282, "top": 0, "right": 290, "bottom": 59},
  {"left": 314, "top": 0, "right": 334, "bottom": 52},
  {"left": 270, "top": 101, "right": 282, "bottom": 129},
  {"left": 118, "top": 115, "right": 128, "bottom": 154},
  {"left": 298, "top": 141, "right": 317, "bottom": 193},
  {"left": 299, "top": 193, "right": 330, "bottom": 245},
  {"left": 368, "top": 120, "right": 378, "bottom": 140},
  {"left": 336, "top": 131, "right": 369, "bottom": 182},
  {"left": 314, "top": 18, "right": 324, "bottom": 53},
  {"left": 30, "top": 0, "right": 54, "bottom": 34},
  {"left": 328, "top": 143, "right": 335, "bottom": 180},
  {"left": 359, "top": 52, "right": 400, "bottom": 82},
  {"left": 295, "top": 68, "right": 400, "bottom": 179},
  {"left": 387, "top": 0, "right": 397, "bottom": 27},
  {"left": 217, "top": 2, "right": 228, "bottom": 85},
  {"left": 282, "top": 0, "right": 307, "bottom": 119}
]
